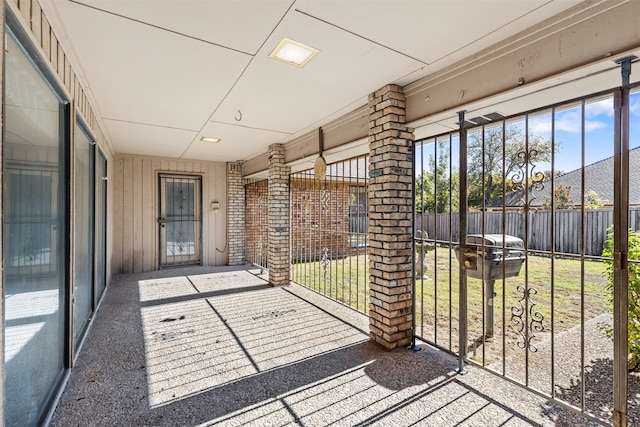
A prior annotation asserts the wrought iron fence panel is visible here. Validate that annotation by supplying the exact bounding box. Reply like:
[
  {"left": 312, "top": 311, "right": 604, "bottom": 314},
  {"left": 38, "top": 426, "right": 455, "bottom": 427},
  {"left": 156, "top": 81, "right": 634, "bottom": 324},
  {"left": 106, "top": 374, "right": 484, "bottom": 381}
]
[
  {"left": 414, "top": 83, "right": 640, "bottom": 426},
  {"left": 290, "top": 156, "right": 369, "bottom": 314}
]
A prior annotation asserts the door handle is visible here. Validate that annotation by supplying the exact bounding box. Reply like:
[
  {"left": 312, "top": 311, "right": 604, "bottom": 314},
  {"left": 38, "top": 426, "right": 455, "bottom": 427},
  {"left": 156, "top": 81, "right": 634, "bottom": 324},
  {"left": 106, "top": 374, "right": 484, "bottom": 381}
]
[{"left": 158, "top": 218, "right": 166, "bottom": 228}]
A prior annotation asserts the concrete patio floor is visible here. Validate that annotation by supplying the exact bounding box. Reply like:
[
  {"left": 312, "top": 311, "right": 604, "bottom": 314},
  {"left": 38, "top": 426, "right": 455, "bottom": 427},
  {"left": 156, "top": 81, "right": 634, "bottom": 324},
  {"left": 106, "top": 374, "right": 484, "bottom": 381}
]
[{"left": 49, "top": 265, "right": 600, "bottom": 426}]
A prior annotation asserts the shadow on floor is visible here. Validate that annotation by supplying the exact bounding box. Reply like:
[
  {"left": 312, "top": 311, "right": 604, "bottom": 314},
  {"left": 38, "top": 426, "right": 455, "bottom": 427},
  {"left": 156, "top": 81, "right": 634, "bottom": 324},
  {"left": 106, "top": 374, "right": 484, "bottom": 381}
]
[{"left": 50, "top": 265, "right": 601, "bottom": 427}]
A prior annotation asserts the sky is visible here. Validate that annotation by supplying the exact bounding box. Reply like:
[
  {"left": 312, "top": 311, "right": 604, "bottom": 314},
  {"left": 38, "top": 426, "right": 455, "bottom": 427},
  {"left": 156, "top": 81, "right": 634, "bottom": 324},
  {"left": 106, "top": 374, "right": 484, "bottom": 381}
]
[{"left": 414, "top": 90, "right": 640, "bottom": 178}]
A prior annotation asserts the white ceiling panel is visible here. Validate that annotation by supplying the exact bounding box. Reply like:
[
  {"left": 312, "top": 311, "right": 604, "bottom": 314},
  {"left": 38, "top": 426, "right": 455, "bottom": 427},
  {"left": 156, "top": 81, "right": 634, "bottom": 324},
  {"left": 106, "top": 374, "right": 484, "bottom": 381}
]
[
  {"left": 38, "top": 0, "right": 626, "bottom": 164},
  {"left": 296, "top": 0, "right": 581, "bottom": 67},
  {"left": 47, "top": 1, "right": 252, "bottom": 131},
  {"left": 105, "top": 119, "right": 198, "bottom": 158},
  {"left": 211, "top": 9, "right": 424, "bottom": 134},
  {"left": 182, "top": 122, "right": 291, "bottom": 162},
  {"left": 73, "top": 0, "right": 294, "bottom": 54}
]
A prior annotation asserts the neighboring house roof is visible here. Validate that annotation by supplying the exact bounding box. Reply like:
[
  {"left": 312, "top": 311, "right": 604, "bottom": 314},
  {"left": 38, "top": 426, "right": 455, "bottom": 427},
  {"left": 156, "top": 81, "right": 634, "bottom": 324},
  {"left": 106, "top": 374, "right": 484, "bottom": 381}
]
[{"left": 487, "top": 146, "right": 640, "bottom": 207}]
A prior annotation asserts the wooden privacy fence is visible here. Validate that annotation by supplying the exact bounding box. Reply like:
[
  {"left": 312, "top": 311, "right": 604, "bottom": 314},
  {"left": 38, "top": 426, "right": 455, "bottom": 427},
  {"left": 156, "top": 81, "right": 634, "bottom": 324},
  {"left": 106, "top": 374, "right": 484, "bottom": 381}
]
[{"left": 416, "top": 208, "right": 640, "bottom": 256}]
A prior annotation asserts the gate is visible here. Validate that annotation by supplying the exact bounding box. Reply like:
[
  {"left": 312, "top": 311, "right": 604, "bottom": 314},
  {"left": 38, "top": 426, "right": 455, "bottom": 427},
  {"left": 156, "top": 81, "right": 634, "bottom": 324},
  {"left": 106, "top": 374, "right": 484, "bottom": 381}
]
[
  {"left": 414, "top": 60, "right": 639, "bottom": 426},
  {"left": 290, "top": 156, "right": 369, "bottom": 313},
  {"left": 245, "top": 179, "right": 269, "bottom": 268}
]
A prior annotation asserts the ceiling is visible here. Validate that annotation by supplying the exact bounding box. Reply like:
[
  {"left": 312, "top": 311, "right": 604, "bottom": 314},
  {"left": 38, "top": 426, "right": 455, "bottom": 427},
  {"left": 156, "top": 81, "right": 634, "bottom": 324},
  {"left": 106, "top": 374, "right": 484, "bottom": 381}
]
[{"left": 39, "top": 0, "right": 631, "bottom": 164}]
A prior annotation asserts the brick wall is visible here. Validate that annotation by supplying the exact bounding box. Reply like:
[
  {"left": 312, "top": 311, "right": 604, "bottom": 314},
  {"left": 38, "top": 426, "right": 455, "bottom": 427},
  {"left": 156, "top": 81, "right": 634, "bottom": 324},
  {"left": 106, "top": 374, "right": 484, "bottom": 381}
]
[
  {"left": 368, "top": 84, "right": 415, "bottom": 350},
  {"left": 245, "top": 179, "right": 268, "bottom": 267},
  {"left": 290, "top": 177, "right": 352, "bottom": 262},
  {"left": 227, "top": 162, "right": 245, "bottom": 265},
  {"left": 267, "top": 144, "right": 291, "bottom": 286}
]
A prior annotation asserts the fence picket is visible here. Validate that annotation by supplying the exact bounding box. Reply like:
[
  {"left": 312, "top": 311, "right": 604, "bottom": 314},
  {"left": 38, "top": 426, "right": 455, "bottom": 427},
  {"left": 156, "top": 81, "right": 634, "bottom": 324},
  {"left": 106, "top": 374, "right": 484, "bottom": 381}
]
[{"left": 415, "top": 208, "right": 624, "bottom": 256}]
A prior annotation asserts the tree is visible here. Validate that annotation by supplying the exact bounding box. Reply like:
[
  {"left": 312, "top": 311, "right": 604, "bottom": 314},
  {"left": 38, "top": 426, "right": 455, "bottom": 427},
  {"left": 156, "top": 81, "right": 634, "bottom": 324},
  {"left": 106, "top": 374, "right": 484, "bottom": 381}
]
[
  {"left": 467, "top": 125, "right": 554, "bottom": 208},
  {"left": 585, "top": 190, "right": 606, "bottom": 209},
  {"left": 543, "top": 184, "right": 574, "bottom": 209},
  {"left": 415, "top": 141, "right": 459, "bottom": 214}
]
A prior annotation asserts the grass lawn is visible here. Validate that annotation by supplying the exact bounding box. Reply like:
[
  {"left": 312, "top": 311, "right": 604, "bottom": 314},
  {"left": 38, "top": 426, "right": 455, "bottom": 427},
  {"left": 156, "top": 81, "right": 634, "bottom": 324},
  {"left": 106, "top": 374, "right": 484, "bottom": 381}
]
[
  {"left": 414, "top": 246, "right": 609, "bottom": 356},
  {"left": 291, "top": 250, "right": 370, "bottom": 313},
  {"left": 291, "top": 246, "right": 610, "bottom": 358}
]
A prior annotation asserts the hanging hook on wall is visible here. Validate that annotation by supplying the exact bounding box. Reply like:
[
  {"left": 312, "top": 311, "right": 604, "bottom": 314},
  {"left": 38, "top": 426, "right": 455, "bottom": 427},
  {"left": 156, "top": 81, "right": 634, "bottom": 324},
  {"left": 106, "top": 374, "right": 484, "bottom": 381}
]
[{"left": 235, "top": 109, "right": 243, "bottom": 121}]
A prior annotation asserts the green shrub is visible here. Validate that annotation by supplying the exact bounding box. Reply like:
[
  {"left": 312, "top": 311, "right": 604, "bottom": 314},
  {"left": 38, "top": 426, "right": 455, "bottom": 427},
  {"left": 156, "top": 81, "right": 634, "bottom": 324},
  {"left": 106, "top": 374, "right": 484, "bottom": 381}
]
[{"left": 602, "top": 226, "right": 640, "bottom": 369}]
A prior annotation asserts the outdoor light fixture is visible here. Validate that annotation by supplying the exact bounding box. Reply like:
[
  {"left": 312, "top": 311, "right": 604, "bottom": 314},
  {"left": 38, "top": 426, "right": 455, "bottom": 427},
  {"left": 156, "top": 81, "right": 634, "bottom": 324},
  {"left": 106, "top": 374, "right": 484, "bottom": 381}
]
[
  {"left": 200, "top": 136, "right": 221, "bottom": 143},
  {"left": 269, "top": 37, "right": 319, "bottom": 67}
]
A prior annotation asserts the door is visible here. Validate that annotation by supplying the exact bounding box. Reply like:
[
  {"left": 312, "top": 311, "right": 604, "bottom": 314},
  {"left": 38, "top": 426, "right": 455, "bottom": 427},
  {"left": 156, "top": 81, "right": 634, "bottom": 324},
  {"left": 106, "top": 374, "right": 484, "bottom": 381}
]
[
  {"left": 158, "top": 174, "right": 202, "bottom": 267},
  {"left": 73, "top": 121, "right": 95, "bottom": 346}
]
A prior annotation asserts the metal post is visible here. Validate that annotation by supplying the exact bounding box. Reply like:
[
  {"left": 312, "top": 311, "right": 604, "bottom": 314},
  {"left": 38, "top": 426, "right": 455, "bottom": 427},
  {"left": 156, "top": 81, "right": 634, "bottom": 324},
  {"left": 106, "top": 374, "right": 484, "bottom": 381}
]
[
  {"left": 613, "top": 55, "right": 636, "bottom": 427},
  {"left": 411, "top": 139, "right": 420, "bottom": 351},
  {"left": 458, "top": 111, "right": 469, "bottom": 373}
]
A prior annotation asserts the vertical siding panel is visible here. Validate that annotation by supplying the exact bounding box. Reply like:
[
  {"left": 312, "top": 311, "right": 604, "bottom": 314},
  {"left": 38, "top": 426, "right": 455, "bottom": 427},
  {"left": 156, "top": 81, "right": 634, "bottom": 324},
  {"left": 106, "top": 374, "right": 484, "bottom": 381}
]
[
  {"left": 122, "top": 158, "right": 134, "bottom": 273},
  {"left": 58, "top": 43, "right": 64, "bottom": 82},
  {"left": 50, "top": 33, "right": 58, "bottom": 72},
  {"left": 64, "top": 55, "right": 71, "bottom": 92},
  {"left": 111, "top": 156, "right": 230, "bottom": 271},
  {"left": 152, "top": 158, "right": 161, "bottom": 269},
  {"left": 41, "top": 13, "right": 50, "bottom": 59},
  {"left": 19, "top": 0, "right": 31, "bottom": 29},
  {"left": 142, "top": 159, "right": 155, "bottom": 271},
  {"left": 112, "top": 158, "right": 124, "bottom": 274},
  {"left": 132, "top": 157, "right": 143, "bottom": 272},
  {"left": 32, "top": 1, "right": 41, "bottom": 44},
  {"left": 201, "top": 164, "right": 209, "bottom": 265},
  {"left": 106, "top": 154, "right": 114, "bottom": 282},
  {"left": 71, "top": 71, "right": 77, "bottom": 105}
]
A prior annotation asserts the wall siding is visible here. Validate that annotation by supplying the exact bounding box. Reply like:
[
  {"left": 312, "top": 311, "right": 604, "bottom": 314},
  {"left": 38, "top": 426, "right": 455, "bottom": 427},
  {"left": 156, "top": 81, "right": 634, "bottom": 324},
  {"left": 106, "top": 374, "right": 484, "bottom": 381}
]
[{"left": 113, "top": 155, "right": 228, "bottom": 274}]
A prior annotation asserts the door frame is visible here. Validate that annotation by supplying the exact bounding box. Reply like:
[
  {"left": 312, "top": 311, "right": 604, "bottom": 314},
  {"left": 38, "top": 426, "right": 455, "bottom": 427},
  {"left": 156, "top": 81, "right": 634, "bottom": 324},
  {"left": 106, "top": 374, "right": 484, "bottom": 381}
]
[{"left": 157, "top": 173, "right": 203, "bottom": 268}]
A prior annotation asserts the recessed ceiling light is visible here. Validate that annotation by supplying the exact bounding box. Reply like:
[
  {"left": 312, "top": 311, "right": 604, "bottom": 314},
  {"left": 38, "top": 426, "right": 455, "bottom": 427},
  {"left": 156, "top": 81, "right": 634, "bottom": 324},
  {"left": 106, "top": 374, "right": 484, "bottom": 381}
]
[
  {"left": 269, "top": 38, "right": 319, "bottom": 67},
  {"left": 200, "top": 136, "right": 221, "bottom": 143}
]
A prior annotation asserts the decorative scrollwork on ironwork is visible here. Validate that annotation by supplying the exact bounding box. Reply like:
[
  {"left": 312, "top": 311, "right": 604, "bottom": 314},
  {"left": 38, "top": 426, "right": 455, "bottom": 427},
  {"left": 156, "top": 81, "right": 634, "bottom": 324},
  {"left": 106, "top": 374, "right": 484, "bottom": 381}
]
[
  {"left": 511, "top": 285, "right": 545, "bottom": 352},
  {"left": 321, "top": 247, "right": 330, "bottom": 279},
  {"left": 511, "top": 149, "right": 546, "bottom": 212},
  {"left": 257, "top": 236, "right": 263, "bottom": 260},
  {"left": 22, "top": 234, "right": 37, "bottom": 262},
  {"left": 176, "top": 189, "right": 187, "bottom": 211},
  {"left": 320, "top": 189, "right": 330, "bottom": 212},
  {"left": 176, "top": 230, "right": 187, "bottom": 253}
]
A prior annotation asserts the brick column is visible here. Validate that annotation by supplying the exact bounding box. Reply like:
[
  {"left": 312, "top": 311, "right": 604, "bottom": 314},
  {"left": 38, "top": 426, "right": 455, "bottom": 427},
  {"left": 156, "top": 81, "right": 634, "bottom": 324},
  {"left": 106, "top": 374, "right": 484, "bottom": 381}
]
[
  {"left": 227, "top": 162, "right": 245, "bottom": 265},
  {"left": 368, "top": 84, "right": 415, "bottom": 350},
  {"left": 267, "top": 144, "right": 291, "bottom": 286}
]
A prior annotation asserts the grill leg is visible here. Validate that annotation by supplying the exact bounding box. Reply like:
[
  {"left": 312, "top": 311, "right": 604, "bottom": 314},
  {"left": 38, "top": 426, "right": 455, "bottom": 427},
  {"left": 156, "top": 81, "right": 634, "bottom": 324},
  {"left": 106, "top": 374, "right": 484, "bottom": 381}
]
[{"left": 485, "top": 279, "right": 495, "bottom": 339}]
